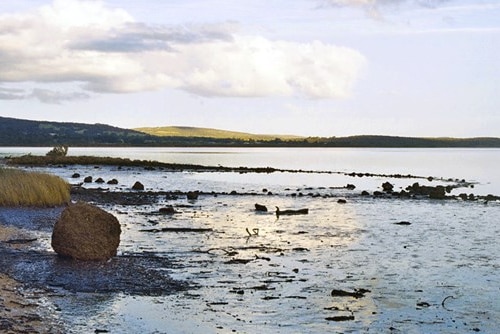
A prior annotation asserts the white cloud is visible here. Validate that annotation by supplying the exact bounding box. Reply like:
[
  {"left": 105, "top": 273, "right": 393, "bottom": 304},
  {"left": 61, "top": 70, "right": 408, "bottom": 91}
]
[{"left": 0, "top": 0, "right": 366, "bottom": 100}]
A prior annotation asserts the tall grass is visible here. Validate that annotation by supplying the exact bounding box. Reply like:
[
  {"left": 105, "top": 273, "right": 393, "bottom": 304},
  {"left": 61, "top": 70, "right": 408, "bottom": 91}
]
[{"left": 0, "top": 168, "right": 70, "bottom": 207}]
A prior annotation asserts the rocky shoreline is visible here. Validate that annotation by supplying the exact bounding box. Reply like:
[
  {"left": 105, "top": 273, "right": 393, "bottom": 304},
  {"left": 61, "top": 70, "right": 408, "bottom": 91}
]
[{"left": 1, "top": 157, "right": 499, "bottom": 333}]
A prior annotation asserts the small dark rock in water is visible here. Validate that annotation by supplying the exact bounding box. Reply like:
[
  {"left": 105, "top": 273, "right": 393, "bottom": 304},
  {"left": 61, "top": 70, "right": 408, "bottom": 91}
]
[
  {"left": 255, "top": 203, "right": 268, "bottom": 212},
  {"left": 394, "top": 221, "right": 411, "bottom": 225},
  {"left": 337, "top": 199, "right": 347, "bottom": 204},
  {"left": 187, "top": 191, "right": 199, "bottom": 200},
  {"left": 429, "top": 186, "right": 446, "bottom": 199},
  {"left": 107, "top": 179, "right": 119, "bottom": 185},
  {"left": 71, "top": 173, "right": 81, "bottom": 178},
  {"left": 345, "top": 184, "right": 356, "bottom": 190},
  {"left": 52, "top": 202, "right": 121, "bottom": 261},
  {"left": 159, "top": 206, "right": 179, "bottom": 214},
  {"left": 382, "top": 182, "right": 394, "bottom": 192},
  {"left": 361, "top": 190, "right": 370, "bottom": 196},
  {"left": 132, "top": 181, "right": 144, "bottom": 191},
  {"left": 84, "top": 176, "right": 92, "bottom": 183},
  {"left": 95, "top": 177, "right": 105, "bottom": 184}
]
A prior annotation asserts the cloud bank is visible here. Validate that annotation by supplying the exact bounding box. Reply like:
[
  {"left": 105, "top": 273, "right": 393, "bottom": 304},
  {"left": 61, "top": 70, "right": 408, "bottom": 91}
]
[{"left": 0, "top": 0, "right": 366, "bottom": 102}]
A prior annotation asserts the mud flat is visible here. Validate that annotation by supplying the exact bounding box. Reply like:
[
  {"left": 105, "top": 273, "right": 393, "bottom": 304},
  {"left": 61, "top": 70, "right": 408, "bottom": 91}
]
[{"left": 1, "top": 159, "right": 499, "bottom": 333}]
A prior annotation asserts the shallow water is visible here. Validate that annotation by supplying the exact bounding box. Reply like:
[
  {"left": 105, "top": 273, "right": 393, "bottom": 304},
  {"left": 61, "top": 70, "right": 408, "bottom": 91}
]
[{"left": 1, "top": 147, "right": 499, "bottom": 333}]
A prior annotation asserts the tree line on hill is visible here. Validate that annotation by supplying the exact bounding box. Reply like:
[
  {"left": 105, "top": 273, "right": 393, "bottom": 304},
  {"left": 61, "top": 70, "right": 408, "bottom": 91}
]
[{"left": 1, "top": 116, "right": 499, "bottom": 147}]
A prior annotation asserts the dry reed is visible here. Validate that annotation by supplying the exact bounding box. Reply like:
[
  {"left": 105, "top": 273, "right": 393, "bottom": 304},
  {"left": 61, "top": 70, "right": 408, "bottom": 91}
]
[{"left": 0, "top": 168, "right": 70, "bottom": 207}]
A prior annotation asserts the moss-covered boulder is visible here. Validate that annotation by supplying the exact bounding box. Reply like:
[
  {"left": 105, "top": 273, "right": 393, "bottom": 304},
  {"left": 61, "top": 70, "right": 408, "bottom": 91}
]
[{"left": 51, "top": 202, "right": 121, "bottom": 261}]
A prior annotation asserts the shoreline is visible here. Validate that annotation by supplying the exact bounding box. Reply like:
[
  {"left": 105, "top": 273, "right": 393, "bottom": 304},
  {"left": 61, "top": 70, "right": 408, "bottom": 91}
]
[
  {"left": 0, "top": 225, "right": 63, "bottom": 333},
  {"left": 1, "top": 156, "right": 499, "bottom": 333}
]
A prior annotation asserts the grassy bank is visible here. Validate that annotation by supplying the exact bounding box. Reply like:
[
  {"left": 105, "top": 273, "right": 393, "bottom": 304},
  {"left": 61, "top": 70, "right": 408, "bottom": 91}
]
[{"left": 0, "top": 168, "right": 70, "bottom": 206}]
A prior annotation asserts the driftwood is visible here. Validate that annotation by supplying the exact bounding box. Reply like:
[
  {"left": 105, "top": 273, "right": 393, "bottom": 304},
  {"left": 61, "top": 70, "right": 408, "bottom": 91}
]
[
  {"left": 331, "top": 288, "right": 370, "bottom": 299},
  {"left": 394, "top": 221, "right": 412, "bottom": 225},
  {"left": 3, "top": 238, "right": 38, "bottom": 244},
  {"left": 140, "top": 227, "right": 213, "bottom": 233},
  {"left": 275, "top": 206, "right": 309, "bottom": 217},
  {"left": 325, "top": 315, "right": 355, "bottom": 322}
]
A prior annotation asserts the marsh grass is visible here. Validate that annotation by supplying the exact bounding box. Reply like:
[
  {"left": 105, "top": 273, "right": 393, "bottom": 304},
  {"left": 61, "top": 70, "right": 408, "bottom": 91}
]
[{"left": 0, "top": 168, "right": 70, "bottom": 207}]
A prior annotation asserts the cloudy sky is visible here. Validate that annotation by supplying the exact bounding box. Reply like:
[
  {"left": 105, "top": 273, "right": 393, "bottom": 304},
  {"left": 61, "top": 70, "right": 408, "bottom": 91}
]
[{"left": 0, "top": 0, "right": 498, "bottom": 137}]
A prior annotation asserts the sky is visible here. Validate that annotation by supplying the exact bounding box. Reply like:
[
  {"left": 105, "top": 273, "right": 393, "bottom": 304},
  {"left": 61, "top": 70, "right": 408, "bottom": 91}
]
[{"left": 0, "top": 0, "right": 499, "bottom": 137}]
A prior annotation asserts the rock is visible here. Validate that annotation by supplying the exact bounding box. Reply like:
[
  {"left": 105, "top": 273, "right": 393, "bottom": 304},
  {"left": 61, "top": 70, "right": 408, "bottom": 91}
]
[
  {"left": 406, "top": 182, "right": 447, "bottom": 199},
  {"left": 159, "top": 206, "right": 179, "bottom": 214},
  {"left": 187, "top": 191, "right": 199, "bottom": 200},
  {"left": 337, "top": 199, "right": 347, "bottom": 204},
  {"left": 107, "top": 179, "right": 119, "bottom": 185},
  {"left": 51, "top": 202, "right": 121, "bottom": 261},
  {"left": 132, "top": 181, "right": 144, "bottom": 191},
  {"left": 361, "top": 190, "right": 370, "bottom": 196},
  {"left": 83, "top": 176, "right": 92, "bottom": 183},
  {"left": 345, "top": 184, "right": 356, "bottom": 190},
  {"left": 429, "top": 185, "right": 446, "bottom": 199},
  {"left": 255, "top": 203, "right": 268, "bottom": 212},
  {"left": 382, "top": 182, "right": 394, "bottom": 192},
  {"left": 71, "top": 173, "right": 81, "bottom": 178},
  {"left": 95, "top": 177, "right": 105, "bottom": 184}
]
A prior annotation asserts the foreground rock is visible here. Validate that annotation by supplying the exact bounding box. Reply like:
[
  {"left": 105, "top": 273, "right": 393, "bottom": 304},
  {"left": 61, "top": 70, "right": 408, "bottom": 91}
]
[{"left": 51, "top": 202, "right": 121, "bottom": 261}]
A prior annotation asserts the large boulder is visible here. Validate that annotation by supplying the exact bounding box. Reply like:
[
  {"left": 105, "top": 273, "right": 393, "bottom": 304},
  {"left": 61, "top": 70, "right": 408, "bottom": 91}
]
[{"left": 51, "top": 202, "right": 121, "bottom": 261}]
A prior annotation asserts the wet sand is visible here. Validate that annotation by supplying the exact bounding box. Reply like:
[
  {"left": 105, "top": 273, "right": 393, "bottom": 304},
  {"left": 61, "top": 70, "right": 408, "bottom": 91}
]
[
  {"left": 1, "top": 163, "right": 499, "bottom": 333},
  {"left": 0, "top": 226, "right": 63, "bottom": 334}
]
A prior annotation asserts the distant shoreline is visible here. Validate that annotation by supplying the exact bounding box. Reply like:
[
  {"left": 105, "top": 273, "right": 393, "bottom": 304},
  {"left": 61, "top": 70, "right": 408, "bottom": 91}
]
[{"left": 2, "top": 116, "right": 500, "bottom": 147}]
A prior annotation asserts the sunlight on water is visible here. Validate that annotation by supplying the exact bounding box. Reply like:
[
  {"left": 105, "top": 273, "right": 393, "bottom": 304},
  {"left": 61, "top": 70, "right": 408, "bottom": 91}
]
[{"left": 1, "top": 147, "right": 499, "bottom": 333}]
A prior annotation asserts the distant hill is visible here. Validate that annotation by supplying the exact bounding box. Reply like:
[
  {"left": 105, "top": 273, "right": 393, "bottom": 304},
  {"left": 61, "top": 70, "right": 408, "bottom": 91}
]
[
  {"left": 0, "top": 116, "right": 155, "bottom": 146},
  {"left": 134, "top": 126, "right": 303, "bottom": 141},
  {"left": 0, "top": 116, "right": 499, "bottom": 147}
]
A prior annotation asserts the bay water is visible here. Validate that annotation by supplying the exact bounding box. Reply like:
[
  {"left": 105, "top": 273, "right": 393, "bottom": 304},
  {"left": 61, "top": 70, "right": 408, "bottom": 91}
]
[{"left": 1, "top": 147, "right": 499, "bottom": 333}]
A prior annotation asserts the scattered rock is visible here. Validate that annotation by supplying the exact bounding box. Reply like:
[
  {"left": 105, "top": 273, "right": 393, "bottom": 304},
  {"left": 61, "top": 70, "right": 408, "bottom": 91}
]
[
  {"left": 84, "top": 176, "right": 92, "bottom": 183},
  {"left": 382, "top": 182, "right": 394, "bottom": 192},
  {"left": 337, "top": 199, "right": 347, "bottom": 204},
  {"left": 107, "top": 179, "right": 119, "bottom": 185},
  {"left": 159, "top": 206, "right": 179, "bottom": 214},
  {"left": 255, "top": 203, "right": 268, "bottom": 212},
  {"left": 406, "top": 182, "right": 447, "bottom": 199},
  {"left": 95, "top": 177, "right": 105, "bottom": 184},
  {"left": 187, "top": 191, "right": 199, "bottom": 200},
  {"left": 51, "top": 202, "right": 121, "bottom": 261},
  {"left": 132, "top": 181, "right": 144, "bottom": 191},
  {"left": 71, "top": 173, "right": 80, "bottom": 178}
]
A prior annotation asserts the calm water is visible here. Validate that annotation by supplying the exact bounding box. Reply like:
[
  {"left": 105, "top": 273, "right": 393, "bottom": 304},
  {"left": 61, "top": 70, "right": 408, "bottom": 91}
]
[
  {"left": 2, "top": 147, "right": 499, "bottom": 194},
  {"left": 1, "top": 147, "right": 499, "bottom": 333}
]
